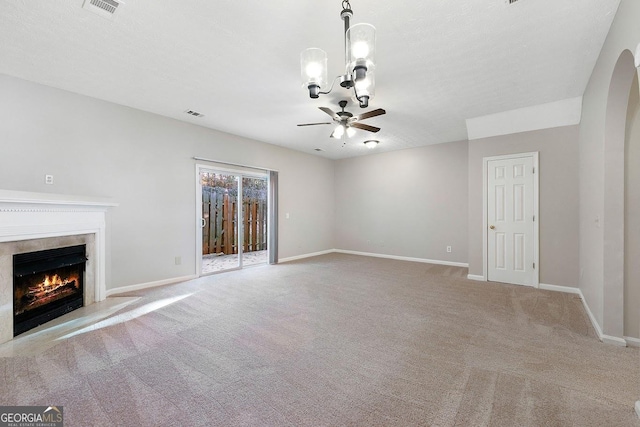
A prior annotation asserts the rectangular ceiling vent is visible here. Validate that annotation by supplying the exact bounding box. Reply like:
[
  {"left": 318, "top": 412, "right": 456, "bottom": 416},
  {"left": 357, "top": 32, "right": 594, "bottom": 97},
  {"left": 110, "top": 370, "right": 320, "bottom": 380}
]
[
  {"left": 82, "top": 0, "right": 123, "bottom": 20},
  {"left": 185, "top": 110, "right": 205, "bottom": 118}
]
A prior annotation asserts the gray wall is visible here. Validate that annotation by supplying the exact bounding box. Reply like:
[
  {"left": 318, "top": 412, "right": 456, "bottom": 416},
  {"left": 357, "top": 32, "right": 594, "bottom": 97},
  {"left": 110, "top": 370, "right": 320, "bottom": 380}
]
[
  {"left": 625, "top": 74, "right": 640, "bottom": 338},
  {"left": 579, "top": 0, "right": 640, "bottom": 335},
  {"left": 334, "top": 141, "right": 468, "bottom": 264},
  {"left": 0, "top": 74, "right": 335, "bottom": 290},
  {"left": 468, "top": 126, "right": 580, "bottom": 288}
]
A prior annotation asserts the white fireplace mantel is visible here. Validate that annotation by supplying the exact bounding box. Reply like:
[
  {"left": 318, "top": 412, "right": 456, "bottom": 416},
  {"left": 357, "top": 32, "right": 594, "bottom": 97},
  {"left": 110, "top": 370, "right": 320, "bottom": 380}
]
[
  {"left": 0, "top": 189, "right": 118, "bottom": 303},
  {"left": 0, "top": 189, "right": 117, "bottom": 209}
]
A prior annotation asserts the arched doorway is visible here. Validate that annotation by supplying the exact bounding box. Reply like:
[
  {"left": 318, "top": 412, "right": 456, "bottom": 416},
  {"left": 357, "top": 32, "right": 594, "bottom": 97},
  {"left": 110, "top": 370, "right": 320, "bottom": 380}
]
[
  {"left": 603, "top": 49, "right": 638, "bottom": 340},
  {"left": 624, "top": 66, "right": 640, "bottom": 340}
]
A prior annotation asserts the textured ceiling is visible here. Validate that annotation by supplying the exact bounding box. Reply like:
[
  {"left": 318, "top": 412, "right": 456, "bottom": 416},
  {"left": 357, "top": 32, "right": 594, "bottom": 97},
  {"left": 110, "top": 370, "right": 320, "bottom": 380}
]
[{"left": 0, "top": 0, "right": 620, "bottom": 159}]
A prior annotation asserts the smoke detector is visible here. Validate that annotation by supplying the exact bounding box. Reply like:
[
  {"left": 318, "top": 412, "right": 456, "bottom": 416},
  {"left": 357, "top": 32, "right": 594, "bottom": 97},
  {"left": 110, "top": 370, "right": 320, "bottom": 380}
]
[{"left": 82, "top": 0, "right": 124, "bottom": 20}]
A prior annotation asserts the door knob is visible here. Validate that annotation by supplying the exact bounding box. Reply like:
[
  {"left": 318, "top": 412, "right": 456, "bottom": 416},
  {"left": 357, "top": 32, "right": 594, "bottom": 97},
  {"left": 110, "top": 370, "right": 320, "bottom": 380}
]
[{"left": 489, "top": 225, "right": 495, "bottom": 230}]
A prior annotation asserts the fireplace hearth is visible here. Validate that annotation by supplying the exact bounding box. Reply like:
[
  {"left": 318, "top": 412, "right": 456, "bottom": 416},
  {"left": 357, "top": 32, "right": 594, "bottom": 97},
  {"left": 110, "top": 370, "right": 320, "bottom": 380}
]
[{"left": 13, "top": 245, "right": 86, "bottom": 336}]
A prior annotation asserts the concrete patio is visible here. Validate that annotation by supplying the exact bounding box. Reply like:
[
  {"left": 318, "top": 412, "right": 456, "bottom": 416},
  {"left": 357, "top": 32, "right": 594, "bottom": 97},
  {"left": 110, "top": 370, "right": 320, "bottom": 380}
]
[{"left": 202, "top": 249, "right": 267, "bottom": 274}]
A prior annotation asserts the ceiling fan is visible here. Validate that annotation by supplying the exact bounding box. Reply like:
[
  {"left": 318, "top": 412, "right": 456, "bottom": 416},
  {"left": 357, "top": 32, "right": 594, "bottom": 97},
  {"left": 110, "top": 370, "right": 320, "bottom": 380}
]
[{"left": 297, "top": 100, "right": 386, "bottom": 138}]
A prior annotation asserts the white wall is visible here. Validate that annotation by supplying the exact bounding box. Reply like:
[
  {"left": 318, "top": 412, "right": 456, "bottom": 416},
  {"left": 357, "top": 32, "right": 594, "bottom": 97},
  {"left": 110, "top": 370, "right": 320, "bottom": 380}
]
[
  {"left": 624, "top": 73, "right": 640, "bottom": 339},
  {"left": 334, "top": 141, "right": 468, "bottom": 264},
  {"left": 468, "top": 126, "right": 581, "bottom": 288},
  {"left": 0, "top": 74, "right": 335, "bottom": 290},
  {"left": 579, "top": 0, "right": 640, "bottom": 338}
]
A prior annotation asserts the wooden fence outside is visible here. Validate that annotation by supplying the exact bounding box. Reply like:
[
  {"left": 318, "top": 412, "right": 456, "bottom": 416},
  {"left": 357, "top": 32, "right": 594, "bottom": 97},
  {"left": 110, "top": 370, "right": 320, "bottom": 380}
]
[{"left": 202, "top": 187, "right": 267, "bottom": 255}]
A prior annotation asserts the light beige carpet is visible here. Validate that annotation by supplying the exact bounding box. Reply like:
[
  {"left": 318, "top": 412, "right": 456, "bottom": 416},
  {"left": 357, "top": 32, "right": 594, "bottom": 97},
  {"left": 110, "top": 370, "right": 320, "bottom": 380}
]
[{"left": 1, "top": 253, "right": 639, "bottom": 426}]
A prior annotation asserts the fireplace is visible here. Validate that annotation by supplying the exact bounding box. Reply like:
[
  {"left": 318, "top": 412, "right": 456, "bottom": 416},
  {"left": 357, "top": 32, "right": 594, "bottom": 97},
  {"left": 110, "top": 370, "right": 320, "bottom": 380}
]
[
  {"left": 13, "top": 245, "right": 87, "bottom": 336},
  {"left": 0, "top": 189, "right": 116, "bottom": 344}
]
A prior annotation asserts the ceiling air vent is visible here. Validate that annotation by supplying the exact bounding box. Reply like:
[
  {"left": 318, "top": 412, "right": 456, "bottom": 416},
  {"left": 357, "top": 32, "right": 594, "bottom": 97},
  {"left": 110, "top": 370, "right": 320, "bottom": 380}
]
[
  {"left": 82, "top": 0, "right": 123, "bottom": 20},
  {"left": 185, "top": 110, "right": 205, "bottom": 118}
]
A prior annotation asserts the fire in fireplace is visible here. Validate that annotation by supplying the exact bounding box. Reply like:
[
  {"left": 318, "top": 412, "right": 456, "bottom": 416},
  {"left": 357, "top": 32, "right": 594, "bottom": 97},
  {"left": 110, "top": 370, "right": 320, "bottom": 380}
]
[{"left": 13, "top": 245, "right": 86, "bottom": 336}]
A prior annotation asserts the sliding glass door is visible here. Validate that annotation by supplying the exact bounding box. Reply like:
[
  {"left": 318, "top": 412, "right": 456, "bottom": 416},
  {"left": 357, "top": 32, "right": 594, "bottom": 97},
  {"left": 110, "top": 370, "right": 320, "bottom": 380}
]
[
  {"left": 240, "top": 176, "right": 268, "bottom": 267},
  {"left": 201, "top": 171, "right": 240, "bottom": 273},
  {"left": 199, "top": 168, "right": 268, "bottom": 274}
]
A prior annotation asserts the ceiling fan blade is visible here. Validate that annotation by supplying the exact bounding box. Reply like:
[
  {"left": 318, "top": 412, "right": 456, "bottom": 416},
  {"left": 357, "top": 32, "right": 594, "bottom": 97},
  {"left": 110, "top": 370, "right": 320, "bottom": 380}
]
[
  {"left": 351, "top": 122, "right": 380, "bottom": 133},
  {"left": 319, "top": 107, "right": 340, "bottom": 120},
  {"left": 297, "top": 122, "right": 332, "bottom": 127},
  {"left": 355, "top": 108, "right": 386, "bottom": 121}
]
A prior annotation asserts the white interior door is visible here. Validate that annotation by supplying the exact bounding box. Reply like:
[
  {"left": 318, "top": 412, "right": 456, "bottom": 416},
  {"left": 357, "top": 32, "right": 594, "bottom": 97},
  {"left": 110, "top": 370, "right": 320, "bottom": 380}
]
[{"left": 487, "top": 155, "right": 537, "bottom": 286}]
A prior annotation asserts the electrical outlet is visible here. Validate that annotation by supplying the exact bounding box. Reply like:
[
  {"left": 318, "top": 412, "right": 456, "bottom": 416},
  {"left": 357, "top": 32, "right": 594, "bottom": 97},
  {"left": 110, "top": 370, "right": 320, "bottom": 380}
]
[
  {"left": 175, "top": 256, "right": 181, "bottom": 265},
  {"left": 446, "top": 246, "right": 452, "bottom": 253},
  {"left": 286, "top": 213, "right": 290, "bottom": 219},
  {"left": 45, "top": 175, "right": 54, "bottom": 185}
]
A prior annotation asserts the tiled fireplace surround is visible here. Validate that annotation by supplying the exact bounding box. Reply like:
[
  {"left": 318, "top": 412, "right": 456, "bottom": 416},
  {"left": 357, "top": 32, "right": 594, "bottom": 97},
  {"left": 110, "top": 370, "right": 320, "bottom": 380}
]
[{"left": 0, "top": 190, "right": 116, "bottom": 344}]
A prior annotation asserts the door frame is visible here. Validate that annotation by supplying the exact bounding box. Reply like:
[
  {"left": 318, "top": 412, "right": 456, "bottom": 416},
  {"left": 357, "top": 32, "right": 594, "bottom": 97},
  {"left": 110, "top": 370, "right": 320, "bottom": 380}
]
[
  {"left": 195, "top": 164, "right": 269, "bottom": 276},
  {"left": 482, "top": 152, "right": 539, "bottom": 286}
]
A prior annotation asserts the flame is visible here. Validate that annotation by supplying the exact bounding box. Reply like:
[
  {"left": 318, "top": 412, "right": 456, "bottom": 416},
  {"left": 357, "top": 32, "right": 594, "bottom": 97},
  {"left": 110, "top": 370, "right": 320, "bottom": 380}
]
[
  {"left": 28, "top": 273, "right": 79, "bottom": 296},
  {"left": 16, "top": 269, "right": 81, "bottom": 316},
  {"left": 42, "top": 274, "right": 64, "bottom": 289}
]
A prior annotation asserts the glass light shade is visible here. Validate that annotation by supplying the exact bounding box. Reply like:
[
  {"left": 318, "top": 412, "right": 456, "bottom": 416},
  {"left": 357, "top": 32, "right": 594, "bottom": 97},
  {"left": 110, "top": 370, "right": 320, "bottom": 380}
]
[
  {"left": 346, "top": 127, "right": 356, "bottom": 138},
  {"left": 333, "top": 124, "right": 345, "bottom": 138},
  {"left": 352, "top": 70, "right": 375, "bottom": 104},
  {"left": 301, "top": 48, "right": 328, "bottom": 89},
  {"left": 364, "top": 140, "right": 379, "bottom": 149},
  {"left": 346, "top": 23, "right": 376, "bottom": 75}
]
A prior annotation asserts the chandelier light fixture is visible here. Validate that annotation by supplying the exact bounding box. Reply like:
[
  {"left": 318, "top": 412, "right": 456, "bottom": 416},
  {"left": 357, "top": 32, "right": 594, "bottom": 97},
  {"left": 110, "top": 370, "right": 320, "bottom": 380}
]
[{"left": 300, "top": 0, "right": 376, "bottom": 108}]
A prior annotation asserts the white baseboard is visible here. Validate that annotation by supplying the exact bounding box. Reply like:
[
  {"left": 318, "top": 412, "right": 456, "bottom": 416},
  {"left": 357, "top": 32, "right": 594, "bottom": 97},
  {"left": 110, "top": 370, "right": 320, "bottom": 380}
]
[
  {"left": 536, "top": 283, "right": 628, "bottom": 346},
  {"left": 573, "top": 288, "right": 626, "bottom": 346},
  {"left": 538, "top": 283, "right": 581, "bottom": 294},
  {"left": 335, "top": 249, "right": 469, "bottom": 268},
  {"left": 625, "top": 336, "right": 640, "bottom": 348},
  {"left": 278, "top": 249, "right": 335, "bottom": 263},
  {"left": 464, "top": 280, "right": 615, "bottom": 344},
  {"left": 467, "top": 274, "right": 485, "bottom": 281},
  {"left": 575, "top": 288, "right": 605, "bottom": 342},
  {"left": 635, "top": 401, "right": 640, "bottom": 418},
  {"left": 106, "top": 275, "right": 197, "bottom": 297},
  {"left": 601, "top": 334, "right": 628, "bottom": 347},
  {"left": 280, "top": 249, "right": 469, "bottom": 268}
]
